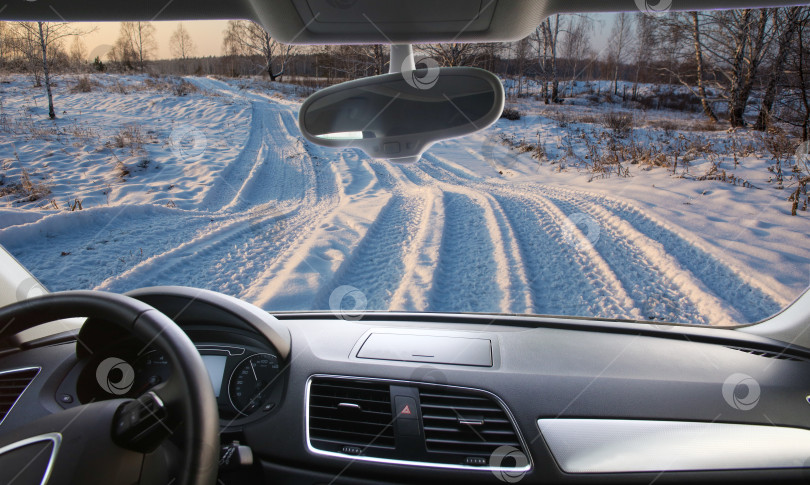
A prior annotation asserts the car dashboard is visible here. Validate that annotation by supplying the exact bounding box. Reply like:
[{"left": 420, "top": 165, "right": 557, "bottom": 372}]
[{"left": 2, "top": 286, "right": 810, "bottom": 484}]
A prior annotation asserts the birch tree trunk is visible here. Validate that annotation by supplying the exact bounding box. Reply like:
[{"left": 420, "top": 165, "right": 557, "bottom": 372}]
[
  {"left": 38, "top": 22, "right": 55, "bottom": 120},
  {"left": 691, "top": 13, "right": 718, "bottom": 122},
  {"left": 755, "top": 7, "right": 800, "bottom": 130}
]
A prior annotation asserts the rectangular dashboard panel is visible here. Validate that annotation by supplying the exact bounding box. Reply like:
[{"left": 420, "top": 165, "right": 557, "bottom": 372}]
[
  {"left": 537, "top": 418, "right": 810, "bottom": 473},
  {"left": 356, "top": 333, "right": 492, "bottom": 367}
]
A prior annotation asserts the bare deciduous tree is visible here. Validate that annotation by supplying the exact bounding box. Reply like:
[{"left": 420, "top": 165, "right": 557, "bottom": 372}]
[
  {"left": 69, "top": 35, "right": 86, "bottom": 69},
  {"left": 771, "top": 7, "right": 810, "bottom": 140},
  {"left": 170, "top": 23, "right": 196, "bottom": 61},
  {"left": 535, "top": 14, "right": 562, "bottom": 103},
  {"left": 111, "top": 22, "right": 156, "bottom": 71},
  {"left": 561, "top": 14, "right": 593, "bottom": 97},
  {"left": 418, "top": 43, "right": 485, "bottom": 67},
  {"left": 607, "top": 12, "right": 632, "bottom": 96},
  {"left": 9, "top": 22, "right": 90, "bottom": 119},
  {"left": 632, "top": 13, "right": 657, "bottom": 99},
  {"left": 222, "top": 20, "right": 293, "bottom": 81},
  {"left": 755, "top": 7, "right": 802, "bottom": 130}
]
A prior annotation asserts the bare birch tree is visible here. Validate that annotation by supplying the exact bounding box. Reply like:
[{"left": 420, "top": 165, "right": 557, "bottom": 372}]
[
  {"left": 10, "top": 22, "right": 90, "bottom": 119},
  {"left": 170, "top": 23, "right": 196, "bottom": 61},
  {"left": 222, "top": 20, "right": 294, "bottom": 81}
]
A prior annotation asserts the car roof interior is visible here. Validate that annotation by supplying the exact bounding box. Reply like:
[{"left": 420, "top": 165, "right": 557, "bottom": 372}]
[{"left": 2, "top": 0, "right": 807, "bottom": 44}]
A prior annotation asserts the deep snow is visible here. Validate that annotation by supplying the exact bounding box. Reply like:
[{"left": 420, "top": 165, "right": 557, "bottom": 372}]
[{"left": 0, "top": 74, "right": 807, "bottom": 326}]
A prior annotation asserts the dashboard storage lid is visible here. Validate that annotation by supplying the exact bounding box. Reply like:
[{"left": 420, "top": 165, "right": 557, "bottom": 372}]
[{"left": 356, "top": 333, "right": 493, "bottom": 367}]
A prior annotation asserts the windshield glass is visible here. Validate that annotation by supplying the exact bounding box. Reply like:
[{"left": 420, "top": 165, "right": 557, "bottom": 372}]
[{"left": 1, "top": 10, "right": 808, "bottom": 326}]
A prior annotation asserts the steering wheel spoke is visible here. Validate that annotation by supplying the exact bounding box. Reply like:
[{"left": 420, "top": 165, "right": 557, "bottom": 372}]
[{"left": 0, "top": 291, "right": 220, "bottom": 485}]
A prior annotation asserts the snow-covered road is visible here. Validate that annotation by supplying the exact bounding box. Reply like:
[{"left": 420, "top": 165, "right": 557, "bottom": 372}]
[{"left": 1, "top": 75, "right": 804, "bottom": 325}]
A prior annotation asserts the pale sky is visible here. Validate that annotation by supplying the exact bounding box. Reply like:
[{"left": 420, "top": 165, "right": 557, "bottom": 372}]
[
  {"left": 74, "top": 15, "right": 616, "bottom": 62},
  {"left": 74, "top": 20, "right": 231, "bottom": 61}
]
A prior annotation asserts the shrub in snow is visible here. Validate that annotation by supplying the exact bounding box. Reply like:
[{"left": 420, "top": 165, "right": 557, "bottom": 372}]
[
  {"left": 501, "top": 108, "right": 522, "bottom": 121},
  {"left": 602, "top": 112, "right": 634, "bottom": 138}
]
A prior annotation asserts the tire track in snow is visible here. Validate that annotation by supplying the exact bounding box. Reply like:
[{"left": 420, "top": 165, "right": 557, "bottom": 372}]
[
  {"left": 200, "top": 101, "right": 266, "bottom": 212},
  {"left": 398, "top": 156, "right": 742, "bottom": 323},
  {"left": 494, "top": 192, "right": 636, "bottom": 318},
  {"left": 101, "top": 82, "right": 341, "bottom": 300},
  {"left": 570, "top": 189, "right": 784, "bottom": 323},
  {"left": 98, "top": 208, "right": 299, "bottom": 296},
  {"left": 427, "top": 192, "right": 503, "bottom": 313},
  {"left": 316, "top": 195, "right": 425, "bottom": 310},
  {"left": 538, "top": 188, "right": 739, "bottom": 325},
  {"left": 393, "top": 161, "right": 529, "bottom": 313},
  {"left": 1, "top": 206, "right": 205, "bottom": 292},
  {"left": 481, "top": 194, "right": 533, "bottom": 314},
  {"left": 221, "top": 106, "right": 307, "bottom": 211},
  {"left": 398, "top": 163, "right": 434, "bottom": 186},
  {"left": 388, "top": 189, "right": 444, "bottom": 311},
  {"left": 402, "top": 158, "right": 623, "bottom": 316},
  {"left": 417, "top": 153, "right": 482, "bottom": 184}
]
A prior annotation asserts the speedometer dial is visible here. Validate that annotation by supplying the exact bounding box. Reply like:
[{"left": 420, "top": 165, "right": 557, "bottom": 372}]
[{"left": 228, "top": 353, "right": 280, "bottom": 415}]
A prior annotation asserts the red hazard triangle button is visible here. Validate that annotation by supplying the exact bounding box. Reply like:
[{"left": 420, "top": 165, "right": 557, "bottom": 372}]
[{"left": 395, "top": 396, "right": 417, "bottom": 419}]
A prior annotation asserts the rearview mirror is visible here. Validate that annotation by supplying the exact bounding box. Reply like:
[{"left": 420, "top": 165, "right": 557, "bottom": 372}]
[{"left": 298, "top": 67, "right": 504, "bottom": 163}]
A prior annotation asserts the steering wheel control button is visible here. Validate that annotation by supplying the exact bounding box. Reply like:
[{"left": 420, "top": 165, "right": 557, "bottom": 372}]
[
  {"left": 220, "top": 441, "right": 254, "bottom": 470},
  {"left": 59, "top": 394, "right": 73, "bottom": 404},
  {"left": 112, "top": 391, "right": 170, "bottom": 453}
]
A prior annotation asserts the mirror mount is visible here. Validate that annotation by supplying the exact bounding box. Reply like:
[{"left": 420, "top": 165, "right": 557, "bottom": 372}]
[
  {"left": 387, "top": 44, "right": 421, "bottom": 163},
  {"left": 390, "top": 44, "right": 415, "bottom": 74}
]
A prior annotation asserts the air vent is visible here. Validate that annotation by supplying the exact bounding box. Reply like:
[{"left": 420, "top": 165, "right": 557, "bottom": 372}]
[
  {"left": 419, "top": 387, "right": 526, "bottom": 466},
  {"left": 725, "top": 346, "right": 806, "bottom": 362},
  {"left": 308, "top": 377, "right": 395, "bottom": 455},
  {"left": 0, "top": 368, "right": 39, "bottom": 424}
]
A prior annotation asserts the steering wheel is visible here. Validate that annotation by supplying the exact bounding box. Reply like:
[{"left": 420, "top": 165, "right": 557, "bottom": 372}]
[{"left": 0, "top": 291, "right": 219, "bottom": 485}]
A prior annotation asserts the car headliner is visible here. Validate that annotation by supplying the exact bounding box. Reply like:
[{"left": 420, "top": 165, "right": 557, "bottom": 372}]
[{"left": 1, "top": 0, "right": 806, "bottom": 45}]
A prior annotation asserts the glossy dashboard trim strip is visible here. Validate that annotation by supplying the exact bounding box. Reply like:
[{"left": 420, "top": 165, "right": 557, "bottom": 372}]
[
  {"left": 537, "top": 418, "right": 810, "bottom": 473},
  {"left": 305, "top": 374, "right": 533, "bottom": 473},
  {"left": 0, "top": 432, "right": 61, "bottom": 485}
]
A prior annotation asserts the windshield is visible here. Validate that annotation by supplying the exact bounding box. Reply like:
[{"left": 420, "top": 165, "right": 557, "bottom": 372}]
[{"left": 1, "top": 10, "right": 808, "bottom": 326}]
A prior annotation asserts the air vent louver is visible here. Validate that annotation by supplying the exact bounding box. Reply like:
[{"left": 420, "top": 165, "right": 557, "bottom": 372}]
[
  {"left": 0, "top": 368, "right": 39, "bottom": 424},
  {"left": 419, "top": 387, "right": 525, "bottom": 465},
  {"left": 309, "top": 377, "right": 395, "bottom": 455},
  {"left": 725, "top": 346, "right": 806, "bottom": 362}
]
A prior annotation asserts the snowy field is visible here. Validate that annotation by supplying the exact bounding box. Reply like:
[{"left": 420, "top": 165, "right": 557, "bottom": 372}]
[{"left": 0, "top": 73, "right": 808, "bottom": 326}]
